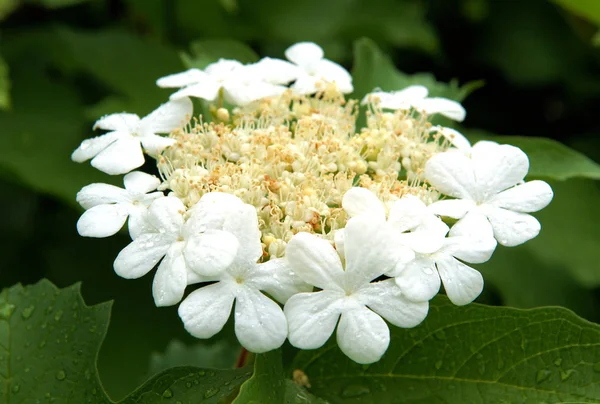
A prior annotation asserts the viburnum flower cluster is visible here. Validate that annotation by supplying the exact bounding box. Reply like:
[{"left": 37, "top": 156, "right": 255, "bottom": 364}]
[{"left": 72, "top": 42, "right": 554, "bottom": 364}]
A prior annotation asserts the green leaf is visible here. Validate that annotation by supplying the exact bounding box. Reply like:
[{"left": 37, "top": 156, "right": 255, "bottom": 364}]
[
  {"left": 292, "top": 297, "right": 600, "bottom": 403},
  {"left": 524, "top": 179, "right": 600, "bottom": 287},
  {"left": 33, "top": 0, "right": 92, "bottom": 8},
  {"left": 181, "top": 39, "right": 259, "bottom": 70},
  {"left": 0, "top": 0, "right": 19, "bottom": 20},
  {"left": 57, "top": 28, "right": 184, "bottom": 114},
  {"left": 476, "top": 245, "right": 598, "bottom": 321},
  {"left": 284, "top": 380, "right": 330, "bottom": 404},
  {"left": 553, "top": 0, "right": 600, "bottom": 26},
  {"left": 0, "top": 60, "right": 118, "bottom": 206},
  {"left": 0, "top": 279, "right": 252, "bottom": 403},
  {"left": 148, "top": 339, "right": 241, "bottom": 376},
  {"left": 0, "top": 279, "right": 111, "bottom": 403},
  {"left": 0, "top": 55, "right": 9, "bottom": 110},
  {"left": 235, "top": 349, "right": 286, "bottom": 403},
  {"left": 351, "top": 37, "right": 481, "bottom": 101},
  {"left": 464, "top": 130, "right": 600, "bottom": 181}
]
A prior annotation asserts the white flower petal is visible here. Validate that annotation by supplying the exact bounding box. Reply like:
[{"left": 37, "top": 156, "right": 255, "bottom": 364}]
[
  {"left": 342, "top": 187, "right": 386, "bottom": 219},
  {"left": 413, "top": 97, "right": 466, "bottom": 122},
  {"left": 334, "top": 229, "right": 345, "bottom": 262},
  {"left": 388, "top": 195, "right": 429, "bottom": 232},
  {"left": 313, "top": 59, "right": 353, "bottom": 93},
  {"left": 156, "top": 69, "right": 207, "bottom": 88},
  {"left": 446, "top": 211, "right": 497, "bottom": 263},
  {"left": 488, "top": 180, "right": 553, "bottom": 213},
  {"left": 393, "top": 85, "right": 429, "bottom": 101},
  {"left": 285, "top": 232, "right": 345, "bottom": 291},
  {"left": 471, "top": 141, "right": 529, "bottom": 197},
  {"left": 234, "top": 287, "right": 288, "bottom": 353},
  {"left": 224, "top": 82, "right": 286, "bottom": 106},
  {"left": 290, "top": 75, "right": 319, "bottom": 95},
  {"left": 184, "top": 230, "right": 239, "bottom": 276},
  {"left": 250, "top": 57, "right": 300, "bottom": 84},
  {"left": 178, "top": 282, "right": 236, "bottom": 339},
  {"left": 222, "top": 203, "right": 263, "bottom": 265},
  {"left": 396, "top": 229, "right": 445, "bottom": 255},
  {"left": 434, "top": 126, "right": 471, "bottom": 152},
  {"left": 248, "top": 258, "right": 312, "bottom": 304},
  {"left": 393, "top": 259, "right": 441, "bottom": 303},
  {"left": 113, "top": 233, "right": 172, "bottom": 279},
  {"left": 140, "top": 98, "right": 193, "bottom": 134},
  {"left": 337, "top": 307, "right": 389, "bottom": 364},
  {"left": 205, "top": 59, "right": 244, "bottom": 77},
  {"left": 152, "top": 243, "right": 187, "bottom": 307},
  {"left": 71, "top": 131, "right": 121, "bottom": 163},
  {"left": 123, "top": 171, "right": 161, "bottom": 194},
  {"left": 285, "top": 42, "right": 324, "bottom": 66},
  {"left": 93, "top": 113, "right": 140, "bottom": 131},
  {"left": 481, "top": 205, "right": 541, "bottom": 247},
  {"left": 128, "top": 208, "right": 154, "bottom": 239},
  {"left": 359, "top": 279, "right": 430, "bottom": 326},
  {"left": 141, "top": 135, "right": 176, "bottom": 156},
  {"left": 170, "top": 82, "right": 220, "bottom": 101},
  {"left": 344, "top": 215, "right": 396, "bottom": 287},
  {"left": 148, "top": 196, "right": 185, "bottom": 234},
  {"left": 76, "top": 183, "right": 128, "bottom": 209},
  {"left": 90, "top": 136, "right": 144, "bottom": 175},
  {"left": 76, "top": 204, "right": 129, "bottom": 238},
  {"left": 436, "top": 255, "right": 484, "bottom": 305},
  {"left": 427, "top": 199, "right": 474, "bottom": 219},
  {"left": 285, "top": 290, "right": 343, "bottom": 349},
  {"left": 424, "top": 151, "right": 477, "bottom": 200}
]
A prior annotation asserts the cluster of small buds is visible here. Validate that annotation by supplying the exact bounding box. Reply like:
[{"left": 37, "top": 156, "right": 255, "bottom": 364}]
[{"left": 71, "top": 42, "right": 554, "bottom": 364}]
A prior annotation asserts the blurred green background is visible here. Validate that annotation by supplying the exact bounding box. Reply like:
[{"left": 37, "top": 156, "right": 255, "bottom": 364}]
[{"left": 1, "top": 0, "right": 600, "bottom": 400}]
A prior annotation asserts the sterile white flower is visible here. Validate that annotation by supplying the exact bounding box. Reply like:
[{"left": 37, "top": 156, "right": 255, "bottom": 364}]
[
  {"left": 341, "top": 187, "right": 448, "bottom": 262},
  {"left": 157, "top": 59, "right": 292, "bottom": 106},
  {"left": 113, "top": 193, "right": 249, "bottom": 307},
  {"left": 76, "top": 171, "right": 163, "bottom": 238},
  {"left": 391, "top": 213, "right": 497, "bottom": 305},
  {"left": 178, "top": 204, "right": 310, "bottom": 353},
  {"left": 285, "top": 42, "right": 353, "bottom": 94},
  {"left": 361, "top": 85, "right": 466, "bottom": 121},
  {"left": 72, "top": 98, "right": 192, "bottom": 175},
  {"left": 425, "top": 141, "right": 554, "bottom": 246},
  {"left": 284, "top": 214, "right": 428, "bottom": 364}
]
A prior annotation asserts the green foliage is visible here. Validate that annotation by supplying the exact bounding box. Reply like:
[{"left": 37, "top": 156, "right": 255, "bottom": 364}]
[
  {"left": 0, "top": 55, "right": 9, "bottom": 110},
  {"left": 292, "top": 296, "right": 600, "bottom": 403},
  {"left": 0, "top": 279, "right": 110, "bottom": 403},
  {"left": 351, "top": 38, "right": 481, "bottom": 101},
  {"left": 0, "top": 279, "right": 251, "bottom": 403},
  {"left": 553, "top": 0, "right": 600, "bottom": 25},
  {"left": 181, "top": 39, "right": 259, "bottom": 69},
  {"left": 235, "top": 350, "right": 286, "bottom": 403},
  {"left": 464, "top": 130, "right": 600, "bottom": 181}
]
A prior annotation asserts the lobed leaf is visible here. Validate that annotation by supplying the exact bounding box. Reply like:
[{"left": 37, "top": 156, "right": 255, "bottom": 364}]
[{"left": 292, "top": 296, "right": 600, "bottom": 403}]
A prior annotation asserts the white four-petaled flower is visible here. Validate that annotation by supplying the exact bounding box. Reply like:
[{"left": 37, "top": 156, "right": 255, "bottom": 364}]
[
  {"left": 391, "top": 213, "right": 496, "bottom": 305},
  {"left": 362, "top": 85, "right": 466, "bottom": 121},
  {"left": 178, "top": 201, "right": 310, "bottom": 353},
  {"left": 76, "top": 171, "right": 163, "bottom": 239},
  {"left": 284, "top": 214, "right": 428, "bottom": 364},
  {"left": 72, "top": 98, "right": 192, "bottom": 175},
  {"left": 425, "top": 141, "right": 554, "bottom": 246},
  {"left": 157, "top": 59, "right": 294, "bottom": 106},
  {"left": 285, "top": 42, "right": 353, "bottom": 95},
  {"left": 113, "top": 193, "right": 247, "bottom": 307}
]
